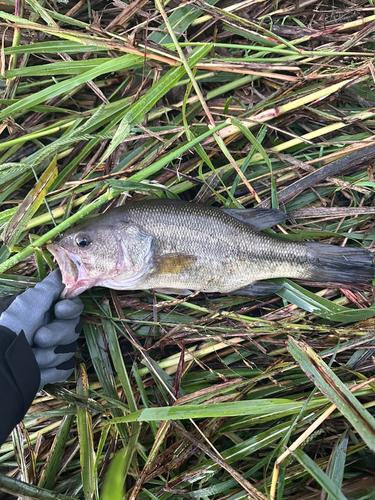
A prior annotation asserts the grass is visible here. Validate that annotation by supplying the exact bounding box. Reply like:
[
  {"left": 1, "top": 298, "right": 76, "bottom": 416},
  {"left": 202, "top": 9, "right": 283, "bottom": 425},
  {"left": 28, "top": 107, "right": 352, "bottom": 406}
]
[{"left": 0, "top": 1, "right": 375, "bottom": 499}]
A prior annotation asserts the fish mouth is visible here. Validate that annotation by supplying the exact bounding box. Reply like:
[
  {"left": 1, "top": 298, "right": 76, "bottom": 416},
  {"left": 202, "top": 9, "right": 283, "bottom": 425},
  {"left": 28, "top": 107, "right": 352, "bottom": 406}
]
[{"left": 47, "top": 243, "right": 98, "bottom": 298}]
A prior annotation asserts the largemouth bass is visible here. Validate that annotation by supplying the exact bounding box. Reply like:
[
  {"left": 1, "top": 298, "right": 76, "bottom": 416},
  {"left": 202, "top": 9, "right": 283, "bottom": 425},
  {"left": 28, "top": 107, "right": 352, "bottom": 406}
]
[{"left": 47, "top": 199, "right": 375, "bottom": 299}]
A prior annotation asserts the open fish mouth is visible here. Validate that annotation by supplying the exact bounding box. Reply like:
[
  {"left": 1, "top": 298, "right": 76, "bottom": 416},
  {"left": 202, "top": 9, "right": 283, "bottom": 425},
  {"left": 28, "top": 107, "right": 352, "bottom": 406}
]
[{"left": 47, "top": 244, "right": 97, "bottom": 298}]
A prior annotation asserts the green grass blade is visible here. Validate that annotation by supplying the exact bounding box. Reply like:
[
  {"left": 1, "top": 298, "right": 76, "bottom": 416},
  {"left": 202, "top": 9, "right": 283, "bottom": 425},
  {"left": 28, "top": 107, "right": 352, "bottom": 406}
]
[
  {"left": 3, "top": 41, "right": 105, "bottom": 54},
  {"left": 128, "top": 121, "right": 228, "bottom": 183},
  {"left": 327, "top": 432, "right": 349, "bottom": 500},
  {"left": 100, "top": 300, "right": 141, "bottom": 478},
  {"left": 100, "top": 447, "right": 129, "bottom": 500},
  {"left": 2, "top": 156, "right": 57, "bottom": 250},
  {"left": 38, "top": 414, "right": 75, "bottom": 490},
  {"left": 0, "top": 473, "right": 77, "bottom": 500},
  {"left": 102, "top": 44, "right": 211, "bottom": 161},
  {"left": 5, "top": 59, "right": 113, "bottom": 77},
  {"left": 103, "top": 398, "right": 328, "bottom": 427},
  {"left": 149, "top": 0, "right": 219, "bottom": 44},
  {"left": 76, "top": 364, "right": 97, "bottom": 500},
  {"left": 274, "top": 279, "right": 375, "bottom": 322},
  {"left": 287, "top": 337, "right": 375, "bottom": 452},
  {"left": 100, "top": 300, "right": 138, "bottom": 414},
  {"left": 292, "top": 448, "right": 348, "bottom": 500},
  {"left": 0, "top": 54, "right": 142, "bottom": 121},
  {"left": 231, "top": 118, "right": 278, "bottom": 208}
]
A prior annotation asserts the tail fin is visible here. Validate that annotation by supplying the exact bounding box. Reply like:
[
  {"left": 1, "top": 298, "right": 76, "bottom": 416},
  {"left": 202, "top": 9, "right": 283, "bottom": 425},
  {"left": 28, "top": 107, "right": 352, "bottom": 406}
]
[{"left": 307, "top": 243, "right": 375, "bottom": 283}]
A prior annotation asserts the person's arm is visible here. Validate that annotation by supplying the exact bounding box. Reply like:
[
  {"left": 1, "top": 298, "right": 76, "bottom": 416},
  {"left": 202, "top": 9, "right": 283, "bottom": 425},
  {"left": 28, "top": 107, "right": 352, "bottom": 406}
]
[
  {"left": 0, "top": 323, "right": 40, "bottom": 446},
  {"left": 0, "top": 271, "right": 83, "bottom": 447}
]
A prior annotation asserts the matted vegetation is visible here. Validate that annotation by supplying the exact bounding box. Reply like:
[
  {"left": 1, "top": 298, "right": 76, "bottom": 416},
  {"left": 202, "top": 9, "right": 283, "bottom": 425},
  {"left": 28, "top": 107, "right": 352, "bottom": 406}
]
[{"left": 1, "top": 1, "right": 375, "bottom": 499}]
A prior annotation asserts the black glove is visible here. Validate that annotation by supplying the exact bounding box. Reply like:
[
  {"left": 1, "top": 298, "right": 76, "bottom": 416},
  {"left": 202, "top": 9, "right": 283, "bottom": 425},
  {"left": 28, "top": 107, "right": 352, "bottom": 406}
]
[{"left": 0, "top": 269, "right": 83, "bottom": 388}]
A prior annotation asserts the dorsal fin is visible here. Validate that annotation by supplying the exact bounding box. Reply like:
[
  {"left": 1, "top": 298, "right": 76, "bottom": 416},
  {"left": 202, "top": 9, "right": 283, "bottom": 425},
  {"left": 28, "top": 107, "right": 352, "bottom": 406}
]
[{"left": 222, "top": 207, "right": 287, "bottom": 230}]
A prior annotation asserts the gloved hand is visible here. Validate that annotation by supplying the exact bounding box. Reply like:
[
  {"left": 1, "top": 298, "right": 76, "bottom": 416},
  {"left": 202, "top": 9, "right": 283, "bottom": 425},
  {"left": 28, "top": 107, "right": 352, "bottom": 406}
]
[{"left": 0, "top": 269, "right": 83, "bottom": 389}]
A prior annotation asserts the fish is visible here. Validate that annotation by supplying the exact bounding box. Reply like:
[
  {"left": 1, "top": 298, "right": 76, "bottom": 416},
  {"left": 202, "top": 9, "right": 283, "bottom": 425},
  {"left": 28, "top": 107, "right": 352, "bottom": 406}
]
[{"left": 47, "top": 199, "right": 375, "bottom": 299}]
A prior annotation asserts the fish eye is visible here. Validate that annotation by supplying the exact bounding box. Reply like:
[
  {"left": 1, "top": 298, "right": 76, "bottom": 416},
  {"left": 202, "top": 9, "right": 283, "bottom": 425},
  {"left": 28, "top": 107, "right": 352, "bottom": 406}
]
[{"left": 75, "top": 234, "right": 91, "bottom": 248}]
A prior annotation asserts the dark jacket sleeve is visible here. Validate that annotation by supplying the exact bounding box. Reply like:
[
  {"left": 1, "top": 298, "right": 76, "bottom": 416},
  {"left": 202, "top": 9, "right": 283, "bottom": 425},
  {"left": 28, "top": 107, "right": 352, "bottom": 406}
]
[{"left": 0, "top": 296, "right": 41, "bottom": 447}]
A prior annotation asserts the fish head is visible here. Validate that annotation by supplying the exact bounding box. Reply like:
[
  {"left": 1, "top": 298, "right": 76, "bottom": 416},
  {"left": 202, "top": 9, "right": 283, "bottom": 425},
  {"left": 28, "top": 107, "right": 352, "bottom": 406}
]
[{"left": 47, "top": 218, "right": 154, "bottom": 298}]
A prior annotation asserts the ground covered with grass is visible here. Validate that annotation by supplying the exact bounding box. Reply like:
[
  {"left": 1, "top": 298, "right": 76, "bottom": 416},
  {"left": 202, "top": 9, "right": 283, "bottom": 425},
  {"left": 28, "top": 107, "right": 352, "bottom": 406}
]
[{"left": 1, "top": 1, "right": 375, "bottom": 499}]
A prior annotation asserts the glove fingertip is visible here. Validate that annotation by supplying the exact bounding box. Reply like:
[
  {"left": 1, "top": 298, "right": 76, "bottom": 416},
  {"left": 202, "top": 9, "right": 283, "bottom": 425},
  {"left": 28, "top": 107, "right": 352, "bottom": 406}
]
[
  {"left": 54, "top": 299, "right": 84, "bottom": 319},
  {"left": 34, "top": 327, "right": 55, "bottom": 348}
]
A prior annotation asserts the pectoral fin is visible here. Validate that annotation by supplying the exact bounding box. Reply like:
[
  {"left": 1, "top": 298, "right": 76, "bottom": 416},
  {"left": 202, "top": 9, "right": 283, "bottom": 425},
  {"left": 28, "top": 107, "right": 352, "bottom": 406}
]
[
  {"left": 230, "top": 280, "right": 283, "bottom": 296},
  {"left": 156, "top": 254, "right": 197, "bottom": 274},
  {"left": 222, "top": 207, "right": 287, "bottom": 230}
]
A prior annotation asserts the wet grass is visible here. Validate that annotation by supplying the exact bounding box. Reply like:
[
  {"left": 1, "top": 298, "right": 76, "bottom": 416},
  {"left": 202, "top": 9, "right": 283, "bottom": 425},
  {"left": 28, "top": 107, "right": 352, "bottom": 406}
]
[{"left": 0, "top": 1, "right": 375, "bottom": 499}]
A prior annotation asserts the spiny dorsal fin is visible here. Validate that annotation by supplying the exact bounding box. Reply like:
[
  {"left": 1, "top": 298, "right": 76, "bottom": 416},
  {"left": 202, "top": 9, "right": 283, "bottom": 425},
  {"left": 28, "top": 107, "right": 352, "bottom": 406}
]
[{"left": 222, "top": 207, "right": 287, "bottom": 230}]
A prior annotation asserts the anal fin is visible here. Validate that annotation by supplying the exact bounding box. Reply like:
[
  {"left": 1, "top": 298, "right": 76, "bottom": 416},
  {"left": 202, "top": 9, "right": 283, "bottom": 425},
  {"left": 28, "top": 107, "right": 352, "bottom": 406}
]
[
  {"left": 230, "top": 280, "right": 283, "bottom": 296},
  {"left": 154, "top": 288, "right": 192, "bottom": 295}
]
